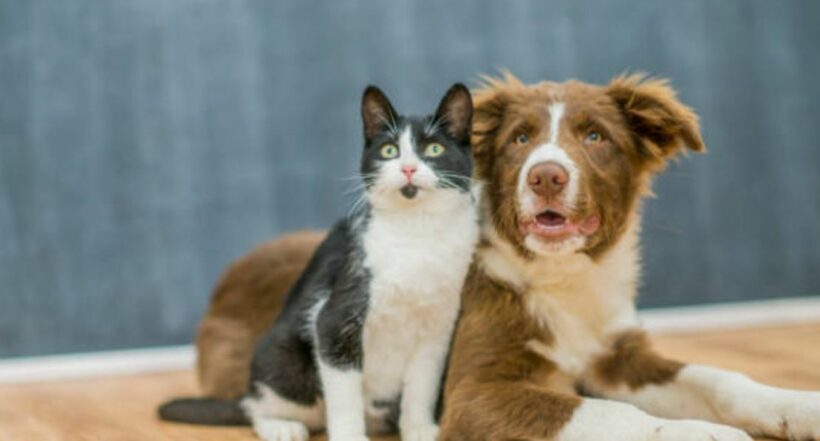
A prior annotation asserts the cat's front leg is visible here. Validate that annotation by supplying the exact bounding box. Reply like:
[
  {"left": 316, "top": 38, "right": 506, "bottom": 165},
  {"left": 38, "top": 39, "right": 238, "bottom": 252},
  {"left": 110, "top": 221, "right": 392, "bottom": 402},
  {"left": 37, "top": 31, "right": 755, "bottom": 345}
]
[
  {"left": 399, "top": 339, "right": 450, "bottom": 441},
  {"left": 317, "top": 360, "right": 369, "bottom": 441},
  {"left": 315, "top": 296, "right": 369, "bottom": 441}
]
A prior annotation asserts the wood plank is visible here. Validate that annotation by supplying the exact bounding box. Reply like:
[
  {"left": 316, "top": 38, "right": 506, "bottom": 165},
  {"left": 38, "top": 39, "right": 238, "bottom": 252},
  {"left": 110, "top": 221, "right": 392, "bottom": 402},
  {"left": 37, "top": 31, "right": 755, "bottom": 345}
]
[{"left": 1, "top": 323, "right": 819, "bottom": 440}]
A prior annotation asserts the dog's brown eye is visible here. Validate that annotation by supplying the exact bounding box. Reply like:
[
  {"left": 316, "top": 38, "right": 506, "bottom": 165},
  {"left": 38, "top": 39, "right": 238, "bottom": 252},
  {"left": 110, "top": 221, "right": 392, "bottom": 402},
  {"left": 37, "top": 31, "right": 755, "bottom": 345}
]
[
  {"left": 585, "top": 130, "right": 604, "bottom": 145},
  {"left": 516, "top": 133, "right": 529, "bottom": 145}
]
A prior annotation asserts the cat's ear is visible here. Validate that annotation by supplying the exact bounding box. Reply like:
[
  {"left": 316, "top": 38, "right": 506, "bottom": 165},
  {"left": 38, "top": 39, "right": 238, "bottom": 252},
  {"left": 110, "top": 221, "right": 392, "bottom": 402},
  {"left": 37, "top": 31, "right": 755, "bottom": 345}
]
[
  {"left": 361, "top": 86, "right": 398, "bottom": 142},
  {"left": 433, "top": 83, "right": 473, "bottom": 145}
]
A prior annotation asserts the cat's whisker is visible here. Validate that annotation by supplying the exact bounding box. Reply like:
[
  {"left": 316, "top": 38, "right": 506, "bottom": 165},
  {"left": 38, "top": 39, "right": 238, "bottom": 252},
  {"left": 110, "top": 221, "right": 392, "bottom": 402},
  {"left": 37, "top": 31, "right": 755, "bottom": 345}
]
[
  {"left": 437, "top": 172, "right": 481, "bottom": 187},
  {"left": 437, "top": 177, "right": 472, "bottom": 192},
  {"left": 343, "top": 186, "right": 365, "bottom": 196},
  {"left": 346, "top": 192, "right": 370, "bottom": 218},
  {"left": 376, "top": 113, "right": 400, "bottom": 138},
  {"left": 424, "top": 115, "right": 445, "bottom": 137}
]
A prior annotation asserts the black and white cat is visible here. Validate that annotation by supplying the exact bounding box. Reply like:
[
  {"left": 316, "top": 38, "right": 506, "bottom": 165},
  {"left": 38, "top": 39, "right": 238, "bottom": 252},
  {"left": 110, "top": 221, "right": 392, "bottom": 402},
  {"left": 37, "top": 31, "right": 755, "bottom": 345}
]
[{"left": 159, "top": 83, "right": 479, "bottom": 441}]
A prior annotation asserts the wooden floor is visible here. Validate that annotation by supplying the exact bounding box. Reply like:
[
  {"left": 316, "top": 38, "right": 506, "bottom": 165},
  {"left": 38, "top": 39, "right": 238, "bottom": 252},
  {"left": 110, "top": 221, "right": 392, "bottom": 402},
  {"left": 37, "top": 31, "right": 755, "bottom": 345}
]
[{"left": 2, "top": 323, "right": 820, "bottom": 441}]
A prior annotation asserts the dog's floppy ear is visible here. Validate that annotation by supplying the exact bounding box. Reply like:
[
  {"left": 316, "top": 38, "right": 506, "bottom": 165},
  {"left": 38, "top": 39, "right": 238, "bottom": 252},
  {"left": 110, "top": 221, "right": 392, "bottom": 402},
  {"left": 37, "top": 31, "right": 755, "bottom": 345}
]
[
  {"left": 607, "top": 75, "right": 705, "bottom": 168},
  {"left": 469, "top": 84, "right": 509, "bottom": 180},
  {"left": 361, "top": 85, "right": 398, "bottom": 143},
  {"left": 433, "top": 83, "right": 473, "bottom": 145},
  {"left": 471, "top": 86, "right": 507, "bottom": 156},
  {"left": 471, "top": 72, "right": 525, "bottom": 157}
]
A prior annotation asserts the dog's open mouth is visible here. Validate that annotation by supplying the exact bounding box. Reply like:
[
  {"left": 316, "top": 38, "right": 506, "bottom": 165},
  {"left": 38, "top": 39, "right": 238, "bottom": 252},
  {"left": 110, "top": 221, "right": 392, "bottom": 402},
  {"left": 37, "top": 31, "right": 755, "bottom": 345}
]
[
  {"left": 536, "top": 210, "right": 568, "bottom": 228},
  {"left": 522, "top": 208, "right": 600, "bottom": 239}
]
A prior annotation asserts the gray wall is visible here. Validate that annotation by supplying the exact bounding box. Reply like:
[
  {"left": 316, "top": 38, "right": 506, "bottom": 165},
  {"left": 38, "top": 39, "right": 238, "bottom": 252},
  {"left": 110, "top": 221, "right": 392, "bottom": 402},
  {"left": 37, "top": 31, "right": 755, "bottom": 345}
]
[{"left": 1, "top": 0, "right": 818, "bottom": 357}]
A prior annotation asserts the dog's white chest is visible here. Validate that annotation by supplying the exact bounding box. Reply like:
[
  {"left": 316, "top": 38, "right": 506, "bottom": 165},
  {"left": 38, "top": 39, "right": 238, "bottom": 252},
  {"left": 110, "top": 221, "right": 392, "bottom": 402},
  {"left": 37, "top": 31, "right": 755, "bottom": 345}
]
[
  {"left": 524, "top": 285, "right": 630, "bottom": 376},
  {"left": 530, "top": 263, "right": 640, "bottom": 378},
  {"left": 479, "top": 224, "right": 641, "bottom": 378}
]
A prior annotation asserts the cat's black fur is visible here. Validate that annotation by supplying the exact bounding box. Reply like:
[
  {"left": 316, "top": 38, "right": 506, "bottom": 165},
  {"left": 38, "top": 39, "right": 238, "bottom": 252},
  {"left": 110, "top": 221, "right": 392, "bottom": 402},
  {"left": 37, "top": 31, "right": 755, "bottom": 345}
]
[{"left": 158, "top": 84, "right": 475, "bottom": 437}]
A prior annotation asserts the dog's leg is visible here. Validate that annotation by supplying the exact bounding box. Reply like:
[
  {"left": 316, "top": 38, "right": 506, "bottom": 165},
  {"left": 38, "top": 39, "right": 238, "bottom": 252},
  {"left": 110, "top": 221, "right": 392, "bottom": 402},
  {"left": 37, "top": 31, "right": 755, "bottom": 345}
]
[
  {"left": 582, "top": 329, "right": 820, "bottom": 440},
  {"left": 439, "top": 378, "right": 750, "bottom": 441}
]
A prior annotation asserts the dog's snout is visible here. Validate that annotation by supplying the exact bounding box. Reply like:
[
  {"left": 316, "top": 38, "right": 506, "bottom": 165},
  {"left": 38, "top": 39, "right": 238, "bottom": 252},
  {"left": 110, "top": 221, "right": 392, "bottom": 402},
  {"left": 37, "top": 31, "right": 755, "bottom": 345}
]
[{"left": 527, "top": 161, "right": 569, "bottom": 198}]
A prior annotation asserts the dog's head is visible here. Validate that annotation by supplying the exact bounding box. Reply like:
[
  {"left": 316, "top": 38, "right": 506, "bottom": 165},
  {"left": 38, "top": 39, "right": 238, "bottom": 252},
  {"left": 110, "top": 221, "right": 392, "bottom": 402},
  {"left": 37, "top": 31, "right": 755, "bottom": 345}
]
[{"left": 472, "top": 73, "right": 704, "bottom": 257}]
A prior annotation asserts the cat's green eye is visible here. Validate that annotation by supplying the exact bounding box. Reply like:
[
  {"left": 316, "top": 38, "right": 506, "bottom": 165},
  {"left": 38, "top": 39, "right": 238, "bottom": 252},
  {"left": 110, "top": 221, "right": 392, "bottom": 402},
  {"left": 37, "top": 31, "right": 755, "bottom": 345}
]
[
  {"left": 424, "top": 143, "right": 445, "bottom": 158},
  {"left": 380, "top": 144, "right": 399, "bottom": 159}
]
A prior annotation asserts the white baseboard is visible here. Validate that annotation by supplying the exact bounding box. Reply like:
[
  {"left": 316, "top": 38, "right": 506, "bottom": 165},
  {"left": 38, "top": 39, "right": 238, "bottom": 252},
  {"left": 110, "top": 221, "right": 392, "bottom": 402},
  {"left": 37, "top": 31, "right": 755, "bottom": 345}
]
[
  {"left": 0, "top": 345, "right": 195, "bottom": 384},
  {"left": 0, "top": 296, "right": 818, "bottom": 384},
  {"left": 639, "top": 296, "right": 820, "bottom": 334}
]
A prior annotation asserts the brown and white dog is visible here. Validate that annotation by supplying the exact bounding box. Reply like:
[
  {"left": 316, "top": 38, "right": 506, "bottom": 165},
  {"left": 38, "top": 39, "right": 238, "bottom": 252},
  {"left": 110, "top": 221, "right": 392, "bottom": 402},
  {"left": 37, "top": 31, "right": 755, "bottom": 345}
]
[
  {"left": 438, "top": 74, "right": 820, "bottom": 441},
  {"left": 192, "top": 74, "right": 820, "bottom": 441}
]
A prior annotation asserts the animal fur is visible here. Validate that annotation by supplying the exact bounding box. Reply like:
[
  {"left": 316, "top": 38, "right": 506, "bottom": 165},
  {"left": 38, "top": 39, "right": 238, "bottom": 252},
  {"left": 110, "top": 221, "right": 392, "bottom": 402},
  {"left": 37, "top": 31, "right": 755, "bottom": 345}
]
[{"left": 191, "top": 74, "right": 820, "bottom": 441}]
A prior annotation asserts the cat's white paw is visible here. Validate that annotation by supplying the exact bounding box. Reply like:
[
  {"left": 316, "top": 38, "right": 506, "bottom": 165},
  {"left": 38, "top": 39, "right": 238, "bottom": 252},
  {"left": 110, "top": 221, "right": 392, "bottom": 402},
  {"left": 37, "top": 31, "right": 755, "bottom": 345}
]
[
  {"left": 651, "top": 420, "right": 752, "bottom": 441},
  {"left": 253, "top": 418, "right": 310, "bottom": 441},
  {"left": 401, "top": 424, "right": 439, "bottom": 441}
]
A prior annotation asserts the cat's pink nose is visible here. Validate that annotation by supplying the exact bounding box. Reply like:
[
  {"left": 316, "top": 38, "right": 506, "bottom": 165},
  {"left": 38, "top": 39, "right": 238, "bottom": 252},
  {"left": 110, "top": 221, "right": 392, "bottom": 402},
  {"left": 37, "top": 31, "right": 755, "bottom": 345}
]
[{"left": 401, "top": 165, "right": 417, "bottom": 180}]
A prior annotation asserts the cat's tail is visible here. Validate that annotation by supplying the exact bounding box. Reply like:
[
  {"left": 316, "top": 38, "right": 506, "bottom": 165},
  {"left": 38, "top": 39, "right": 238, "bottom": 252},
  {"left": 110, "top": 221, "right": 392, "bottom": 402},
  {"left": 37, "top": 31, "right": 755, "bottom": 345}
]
[{"left": 157, "top": 397, "right": 249, "bottom": 426}]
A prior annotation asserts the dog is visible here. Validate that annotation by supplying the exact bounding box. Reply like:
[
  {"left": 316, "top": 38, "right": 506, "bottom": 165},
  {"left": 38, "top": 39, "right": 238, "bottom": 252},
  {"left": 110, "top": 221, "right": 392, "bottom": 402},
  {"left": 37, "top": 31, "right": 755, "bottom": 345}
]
[
  {"left": 437, "top": 73, "right": 820, "bottom": 441},
  {"left": 191, "top": 74, "right": 820, "bottom": 440}
]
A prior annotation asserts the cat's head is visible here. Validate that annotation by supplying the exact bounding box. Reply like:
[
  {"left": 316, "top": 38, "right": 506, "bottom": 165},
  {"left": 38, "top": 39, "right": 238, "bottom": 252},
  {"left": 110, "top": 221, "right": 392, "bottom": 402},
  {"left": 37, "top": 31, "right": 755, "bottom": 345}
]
[{"left": 359, "top": 84, "right": 473, "bottom": 210}]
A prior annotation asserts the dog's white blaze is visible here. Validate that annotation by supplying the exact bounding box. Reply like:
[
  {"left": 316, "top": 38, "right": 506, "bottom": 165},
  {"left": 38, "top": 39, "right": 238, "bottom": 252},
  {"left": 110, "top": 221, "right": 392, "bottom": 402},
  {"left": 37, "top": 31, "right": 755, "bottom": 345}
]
[
  {"left": 548, "top": 102, "right": 565, "bottom": 145},
  {"left": 556, "top": 398, "right": 752, "bottom": 441},
  {"left": 516, "top": 102, "right": 581, "bottom": 216}
]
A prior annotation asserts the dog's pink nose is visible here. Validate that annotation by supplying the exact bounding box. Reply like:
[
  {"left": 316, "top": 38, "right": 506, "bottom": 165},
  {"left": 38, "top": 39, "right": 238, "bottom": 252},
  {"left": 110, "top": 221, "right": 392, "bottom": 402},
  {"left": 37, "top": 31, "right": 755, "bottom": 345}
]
[
  {"left": 401, "top": 165, "right": 417, "bottom": 180},
  {"left": 528, "top": 161, "right": 568, "bottom": 198}
]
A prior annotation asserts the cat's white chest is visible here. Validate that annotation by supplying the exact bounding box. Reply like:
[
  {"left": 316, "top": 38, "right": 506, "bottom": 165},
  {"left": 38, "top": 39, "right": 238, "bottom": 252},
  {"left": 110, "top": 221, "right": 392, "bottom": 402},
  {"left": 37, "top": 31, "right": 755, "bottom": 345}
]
[{"left": 359, "top": 197, "right": 478, "bottom": 404}]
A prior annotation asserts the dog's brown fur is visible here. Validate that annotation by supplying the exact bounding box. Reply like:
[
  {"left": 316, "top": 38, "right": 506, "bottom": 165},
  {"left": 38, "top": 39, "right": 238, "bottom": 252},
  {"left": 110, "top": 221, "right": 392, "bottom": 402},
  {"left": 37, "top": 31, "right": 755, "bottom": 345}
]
[
  {"left": 592, "top": 330, "right": 683, "bottom": 390},
  {"left": 196, "top": 230, "right": 324, "bottom": 398},
  {"left": 441, "top": 264, "right": 582, "bottom": 440}
]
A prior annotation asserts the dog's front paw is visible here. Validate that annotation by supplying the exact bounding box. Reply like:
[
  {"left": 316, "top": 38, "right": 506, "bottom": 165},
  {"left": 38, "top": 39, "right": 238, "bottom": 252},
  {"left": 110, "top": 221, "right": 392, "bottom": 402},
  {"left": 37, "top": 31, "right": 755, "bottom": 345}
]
[
  {"left": 401, "top": 423, "right": 439, "bottom": 441},
  {"left": 741, "top": 389, "right": 820, "bottom": 440},
  {"left": 653, "top": 420, "right": 752, "bottom": 441}
]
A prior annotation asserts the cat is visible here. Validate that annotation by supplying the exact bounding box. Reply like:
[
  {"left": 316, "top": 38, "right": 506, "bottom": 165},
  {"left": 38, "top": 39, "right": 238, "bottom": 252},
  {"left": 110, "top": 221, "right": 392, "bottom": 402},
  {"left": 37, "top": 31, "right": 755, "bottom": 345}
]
[{"left": 159, "top": 83, "right": 479, "bottom": 441}]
